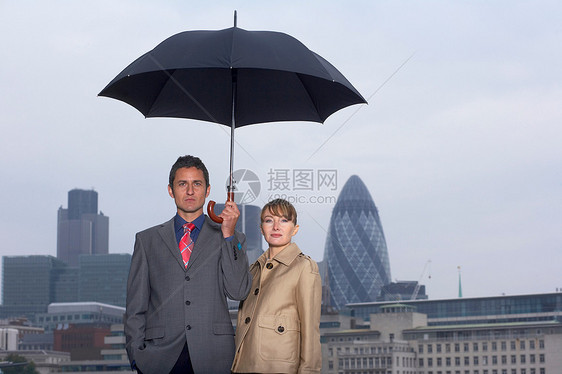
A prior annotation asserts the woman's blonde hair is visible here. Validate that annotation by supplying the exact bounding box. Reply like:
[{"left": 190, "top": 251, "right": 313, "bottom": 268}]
[{"left": 260, "top": 199, "right": 297, "bottom": 225}]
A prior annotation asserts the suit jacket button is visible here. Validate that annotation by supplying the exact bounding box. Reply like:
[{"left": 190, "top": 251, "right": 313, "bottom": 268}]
[
  {"left": 185, "top": 300, "right": 191, "bottom": 305},
  {"left": 186, "top": 325, "right": 191, "bottom": 330},
  {"left": 245, "top": 317, "right": 251, "bottom": 324},
  {"left": 185, "top": 275, "right": 190, "bottom": 281},
  {"left": 254, "top": 288, "right": 259, "bottom": 295},
  {"left": 277, "top": 326, "right": 285, "bottom": 333},
  {"left": 266, "top": 263, "right": 273, "bottom": 269}
]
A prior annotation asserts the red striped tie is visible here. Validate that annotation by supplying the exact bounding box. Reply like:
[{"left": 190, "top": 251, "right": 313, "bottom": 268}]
[{"left": 179, "top": 222, "right": 195, "bottom": 268}]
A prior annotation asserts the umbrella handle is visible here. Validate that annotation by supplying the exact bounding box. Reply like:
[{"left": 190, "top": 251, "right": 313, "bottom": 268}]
[{"left": 207, "top": 192, "right": 235, "bottom": 223}]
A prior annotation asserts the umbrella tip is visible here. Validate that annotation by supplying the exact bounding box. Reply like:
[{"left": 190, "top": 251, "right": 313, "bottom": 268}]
[{"left": 234, "top": 10, "right": 237, "bottom": 27}]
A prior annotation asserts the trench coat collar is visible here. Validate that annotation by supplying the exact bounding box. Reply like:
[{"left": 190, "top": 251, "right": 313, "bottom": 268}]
[{"left": 256, "top": 242, "right": 302, "bottom": 268}]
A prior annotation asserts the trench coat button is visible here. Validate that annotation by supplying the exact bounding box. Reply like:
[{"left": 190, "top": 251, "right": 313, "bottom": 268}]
[
  {"left": 186, "top": 325, "right": 191, "bottom": 330},
  {"left": 185, "top": 300, "right": 191, "bottom": 306},
  {"left": 185, "top": 275, "right": 190, "bottom": 281},
  {"left": 245, "top": 317, "right": 251, "bottom": 324},
  {"left": 254, "top": 288, "right": 259, "bottom": 295},
  {"left": 277, "top": 326, "right": 285, "bottom": 333},
  {"left": 266, "top": 263, "right": 273, "bottom": 269}
]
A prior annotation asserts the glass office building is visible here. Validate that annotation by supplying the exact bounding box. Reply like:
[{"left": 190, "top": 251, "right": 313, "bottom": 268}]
[
  {"left": 1, "top": 254, "right": 131, "bottom": 319},
  {"left": 348, "top": 292, "right": 562, "bottom": 325},
  {"left": 323, "top": 175, "right": 391, "bottom": 310},
  {"left": 1, "top": 255, "right": 67, "bottom": 319}
]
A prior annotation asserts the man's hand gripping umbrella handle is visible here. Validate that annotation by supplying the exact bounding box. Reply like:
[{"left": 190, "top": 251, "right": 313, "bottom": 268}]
[{"left": 207, "top": 191, "right": 235, "bottom": 223}]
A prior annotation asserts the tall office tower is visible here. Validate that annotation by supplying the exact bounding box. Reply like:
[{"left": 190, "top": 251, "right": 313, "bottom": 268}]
[
  {"left": 57, "top": 189, "right": 109, "bottom": 266},
  {"left": 0, "top": 255, "right": 67, "bottom": 319},
  {"left": 216, "top": 203, "right": 263, "bottom": 264},
  {"left": 78, "top": 254, "right": 131, "bottom": 307},
  {"left": 323, "top": 175, "right": 391, "bottom": 310}
]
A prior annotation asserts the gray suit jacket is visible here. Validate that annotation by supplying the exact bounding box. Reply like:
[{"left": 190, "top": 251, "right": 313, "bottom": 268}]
[{"left": 124, "top": 215, "right": 251, "bottom": 374}]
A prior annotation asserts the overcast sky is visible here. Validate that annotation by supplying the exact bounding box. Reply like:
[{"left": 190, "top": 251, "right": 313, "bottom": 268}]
[{"left": 1, "top": 1, "right": 560, "bottom": 300}]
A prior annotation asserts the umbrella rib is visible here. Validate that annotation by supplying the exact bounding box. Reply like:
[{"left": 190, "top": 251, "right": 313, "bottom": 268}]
[
  {"left": 147, "top": 54, "right": 221, "bottom": 124},
  {"left": 295, "top": 73, "right": 325, "bottom": 123}
]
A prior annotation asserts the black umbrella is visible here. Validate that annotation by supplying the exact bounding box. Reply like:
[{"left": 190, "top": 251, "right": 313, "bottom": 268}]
[{"left": 99, "top": 14, "right": 366, "bottom": 222}]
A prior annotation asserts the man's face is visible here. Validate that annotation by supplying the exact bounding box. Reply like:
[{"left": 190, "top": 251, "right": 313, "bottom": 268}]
[{"left": 168, "top": 167, "right": 210, "bottom": 221}]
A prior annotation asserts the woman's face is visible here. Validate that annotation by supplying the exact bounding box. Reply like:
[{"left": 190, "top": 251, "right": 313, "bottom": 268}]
[{"left": 260, "top": 209, "right": 299, "bottom": 250}]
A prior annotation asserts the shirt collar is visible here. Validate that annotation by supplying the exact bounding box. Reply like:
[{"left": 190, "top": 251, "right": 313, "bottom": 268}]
[{"left": 174, "top": 213, "right": 204, "bottom": 233}]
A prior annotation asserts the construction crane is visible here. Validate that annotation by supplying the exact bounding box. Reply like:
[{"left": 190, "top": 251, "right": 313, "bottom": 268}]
[{"left": 411, "top": 260, "right": 432, "bottom": 300}]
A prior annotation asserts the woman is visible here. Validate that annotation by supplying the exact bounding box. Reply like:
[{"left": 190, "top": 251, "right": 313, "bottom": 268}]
[{"left": 232, "top": 199, "right": 322, "bottom": 373}]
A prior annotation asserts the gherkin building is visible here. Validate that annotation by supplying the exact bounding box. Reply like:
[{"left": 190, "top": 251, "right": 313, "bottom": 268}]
[{"left": 324, "top": 175, "right": 391, "bottom": 310}]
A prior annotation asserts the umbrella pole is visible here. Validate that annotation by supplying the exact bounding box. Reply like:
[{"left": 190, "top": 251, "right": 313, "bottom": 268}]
[
  {"left": 207, "top": 69, "right": 237, "bottom": 223},
  {"left": 228, "top": 69, "right": 237, "bottom": 202}
]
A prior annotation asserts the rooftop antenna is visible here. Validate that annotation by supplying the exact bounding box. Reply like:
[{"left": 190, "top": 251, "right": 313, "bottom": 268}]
[
  {"left": 458, "top": 266, "right": 463, "bottom": 298},
  {"left": 234, "top": 10, "right": 237, "bottom": 27}
]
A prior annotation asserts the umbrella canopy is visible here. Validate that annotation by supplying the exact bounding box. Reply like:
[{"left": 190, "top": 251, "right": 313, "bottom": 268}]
[
  {"left": 99, "top": 23, "right": 366, "bottom": 222},
  {"left": 99, "top": 26, "right": 366, "bottom": 127}
]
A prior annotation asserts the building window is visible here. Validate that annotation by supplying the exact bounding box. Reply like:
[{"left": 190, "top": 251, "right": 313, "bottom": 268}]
[
  {"left": 455, "top": 343, "right": 460, "bottom": 352},
  {"left": 419, "top": 358, "right": 424, "bottom": 367},
  {"left": 482, "top": 356, "right": 488, "bottom": 365},
  {"left": 419, "top": 345, "right": 424, "bottom": 353},
  {"left": 482, "top": 342, "right": 488, "bottom": 351},
  {"left": 539, "top": 340, "right": 545, "bottom": 349},
  {"left": 446, "top": 343, "right": 451, "bottom": 353},
  {"left": 473, "top": 356, "right": 478, "bottom": 365},
  {"left": 464, "top": 343, "right": 469, "bottom": 352},
  {"left": 464, "top": 357, "right": 469, "bottom": 366},
  {"left": 473, "top": 342, "right": 479, "bottom": 352},
  {"left": 455, "top": 357, "right": 461, "bottom": 366},
  {"left": 491, "top": 341, "right": 497, "bottom": 351},
  {"left": 520, "top": 354, "right": 526, "bottom": 364},
  {"left": 428, "top": 344, "right": 433, "bottom": 353},
  {"left": 539, "top": 353, "right": 545, "bottom": 363},
  {"left": 520, "top": 340, "right": 525, "bottom": 350},
  {"left": 529, "top": 354, "right": 535, "bottom": 363},
  {"left": 428, "top": 358, "right": 433, "bottom": 367},
  {"left": 437, "top": 344, "right": 442, "bottom": 353},
  {"left": 437, "top": 357, "right": 442, "bottom": 367},
  {"left": 510, "top": 341, "right": 516, "bottom": 350},
  {"left": 446, "top": 357, "right": 451, "bottom": 366},
  {"left": 501, "top": 341, "right": 506, "bottom": 351},
  {"left": 529, "top": 340, "right": 535, "bottom": 349}
]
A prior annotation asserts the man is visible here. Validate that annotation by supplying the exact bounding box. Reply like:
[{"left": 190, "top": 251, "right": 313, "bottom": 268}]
[{"left": 125, "top": 155, "right": 251, "bottom": 373}]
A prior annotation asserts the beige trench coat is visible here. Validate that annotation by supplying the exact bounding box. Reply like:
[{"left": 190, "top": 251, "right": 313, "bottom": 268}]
[{"left": 232, "top": 243, "right": 322, "bottom": 373}]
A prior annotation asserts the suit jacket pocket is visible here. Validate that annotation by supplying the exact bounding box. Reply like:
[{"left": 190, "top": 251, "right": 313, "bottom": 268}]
[
  {"left": 257, "top": 315, "right": 300, "bottom": 362},
  {"left": 213, "top": 322, "right": 234, "bottom": 335},
  {"left": 144, "top": 326, "right": 165, "bottom": 345}
]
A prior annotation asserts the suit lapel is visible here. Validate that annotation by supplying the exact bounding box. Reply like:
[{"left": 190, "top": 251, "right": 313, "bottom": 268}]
[
  {"left": 157, "top": 217, "right": 185, "bottom": 269},
  {"left": 186, "top": 215, "right": 220, "bottom": 271}
]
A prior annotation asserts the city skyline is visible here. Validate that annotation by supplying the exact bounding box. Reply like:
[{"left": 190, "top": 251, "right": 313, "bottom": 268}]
[{"left": 1, "top": 1, "right": 561, "bottom": 300}]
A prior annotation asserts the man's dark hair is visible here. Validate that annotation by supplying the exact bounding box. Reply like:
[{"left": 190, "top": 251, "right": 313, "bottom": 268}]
[{"left": 169, "top": 155, "right": 210, "bottom": 188}]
